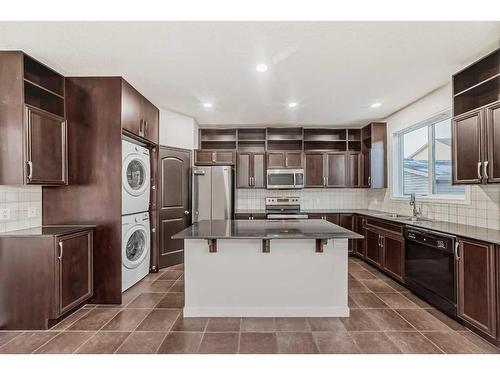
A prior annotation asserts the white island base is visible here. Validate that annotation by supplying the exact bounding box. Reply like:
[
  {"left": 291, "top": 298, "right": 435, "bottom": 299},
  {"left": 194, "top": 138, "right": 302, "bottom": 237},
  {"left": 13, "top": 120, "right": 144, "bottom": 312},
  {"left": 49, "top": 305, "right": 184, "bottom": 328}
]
[{"left": 183, "top": 238, "right": 349, "bottom": 317}]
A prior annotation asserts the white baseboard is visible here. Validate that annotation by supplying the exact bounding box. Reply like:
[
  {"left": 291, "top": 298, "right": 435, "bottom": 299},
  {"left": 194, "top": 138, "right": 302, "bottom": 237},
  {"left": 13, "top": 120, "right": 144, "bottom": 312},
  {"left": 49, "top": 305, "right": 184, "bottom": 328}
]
[{"left": 183, "top": 306, "right": 350, "bottom": 317}]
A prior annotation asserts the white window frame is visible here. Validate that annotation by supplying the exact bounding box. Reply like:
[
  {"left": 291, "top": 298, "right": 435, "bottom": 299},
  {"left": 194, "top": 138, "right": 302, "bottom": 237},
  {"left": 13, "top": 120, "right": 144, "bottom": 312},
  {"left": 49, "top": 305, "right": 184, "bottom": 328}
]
[{"left": 391, "top": 111, "right": 470, "bottom": 204}]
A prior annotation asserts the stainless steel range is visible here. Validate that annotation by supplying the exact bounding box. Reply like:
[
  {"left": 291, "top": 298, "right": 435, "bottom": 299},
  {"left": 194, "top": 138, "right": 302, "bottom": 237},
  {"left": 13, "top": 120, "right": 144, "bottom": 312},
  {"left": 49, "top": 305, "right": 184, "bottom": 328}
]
[{"left": 265, "top": 197, "right": 309, "bottom": 220}]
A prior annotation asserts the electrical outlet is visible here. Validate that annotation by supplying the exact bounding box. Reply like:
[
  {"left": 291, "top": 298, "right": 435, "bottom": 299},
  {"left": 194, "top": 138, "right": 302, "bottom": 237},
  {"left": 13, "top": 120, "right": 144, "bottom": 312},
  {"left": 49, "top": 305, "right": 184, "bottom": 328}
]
[
  {"left": 0, "top": 208, "right": 10, "bottom": 220},
  {"left": 28, "top": 207, "right": 37, "bottom": 218}
]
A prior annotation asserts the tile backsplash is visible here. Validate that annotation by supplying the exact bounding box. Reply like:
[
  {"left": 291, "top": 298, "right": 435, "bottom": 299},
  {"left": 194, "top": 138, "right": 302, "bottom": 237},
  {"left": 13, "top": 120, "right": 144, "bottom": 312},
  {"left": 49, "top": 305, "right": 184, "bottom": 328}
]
[
  {"left": 236, "top": 188, "right": 368, "bottom": 211},
  {"left": 0, "top": 185, "right": 42, "bottom": 233},
  {"left": 236, "top": 186, "right": 500, "bottom": 230}
]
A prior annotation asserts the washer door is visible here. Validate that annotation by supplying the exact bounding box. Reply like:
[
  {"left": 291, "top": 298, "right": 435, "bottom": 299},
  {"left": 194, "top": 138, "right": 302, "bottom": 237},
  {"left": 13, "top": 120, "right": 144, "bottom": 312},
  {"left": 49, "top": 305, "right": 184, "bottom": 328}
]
[
  {"left": 123, "top": 154, "right": 150, "bottom": 197},
  {"left": 123, "top": 225, "right": 149, "bottom": 269}
]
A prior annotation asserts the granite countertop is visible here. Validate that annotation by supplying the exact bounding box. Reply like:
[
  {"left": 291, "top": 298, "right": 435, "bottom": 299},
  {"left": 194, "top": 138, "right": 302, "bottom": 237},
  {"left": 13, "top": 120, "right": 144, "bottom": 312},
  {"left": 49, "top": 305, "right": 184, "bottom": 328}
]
[
  {"left": 235, "top": 209, "right": 500, "bottom": 245},
  {"left": 0, "top": 225, "right": 96, "bottom": 237},
  {"left": 172, "top": 219, "right": 363, "bottom": 240}
]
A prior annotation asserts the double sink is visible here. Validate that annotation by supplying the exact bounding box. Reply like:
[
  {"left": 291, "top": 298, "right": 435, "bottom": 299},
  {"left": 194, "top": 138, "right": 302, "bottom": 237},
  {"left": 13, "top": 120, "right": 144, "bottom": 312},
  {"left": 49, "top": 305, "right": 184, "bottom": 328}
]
[{"left": 370, "top": 212, "right": 433, "bottom": 224}]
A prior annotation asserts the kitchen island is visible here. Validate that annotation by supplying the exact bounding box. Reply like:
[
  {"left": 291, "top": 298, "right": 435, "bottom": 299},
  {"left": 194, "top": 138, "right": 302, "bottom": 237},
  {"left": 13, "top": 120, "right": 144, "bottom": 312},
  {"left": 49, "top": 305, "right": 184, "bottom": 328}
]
[{"left": 172, "top": 219, "right": 363, "bottom": 317}]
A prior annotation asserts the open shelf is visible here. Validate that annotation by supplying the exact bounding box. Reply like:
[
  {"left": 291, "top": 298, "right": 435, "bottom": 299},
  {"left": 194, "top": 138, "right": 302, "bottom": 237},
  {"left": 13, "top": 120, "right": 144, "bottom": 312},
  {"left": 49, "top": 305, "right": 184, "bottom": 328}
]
[
  {"left": 454, "top": 76, "right": 500, "bottom": 116},
  {"left": 237, "top": 140, "right": 266, "bottom": 153},
  {"left": 303, "top": 128, "right": 346, "bottom": 141},
  {"left": 267, "top": 127, "right": 303, "bottom": 141},
  {"left": 238, "top": 128, "right": 266, "bottom": 141},
  {"left": 347, "top": 129, "right": 361, "bottom": 141},
  {"left": 24, "top": 80, "right": 65, "bottom": 117},
  {"left": 200, "top": 128, "right": 237, "bottom": 142},
  {"left": 304, "top": 140, "right": 347, "bottom": 152},
  {"left": 453, "top": 50, "right": 500, "bottom": 95},
  {"left": 348, "top": 141, "right": 362, "bottom": 151},
  {"left": 267, "top": 139, "right": 302, "bottom": 151},
  {"left": 200, "top": 140, "right": 237, "bottom": 150},
  {"left": 23, "top": 54, "right": 64, "bottom": 97}
]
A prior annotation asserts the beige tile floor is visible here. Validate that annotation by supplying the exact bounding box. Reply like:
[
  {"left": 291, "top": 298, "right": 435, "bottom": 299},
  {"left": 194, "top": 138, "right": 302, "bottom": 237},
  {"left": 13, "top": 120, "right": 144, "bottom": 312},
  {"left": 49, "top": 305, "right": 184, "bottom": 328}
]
[{"left": 1, "top": 258, "right": 499, "bottom": 354}]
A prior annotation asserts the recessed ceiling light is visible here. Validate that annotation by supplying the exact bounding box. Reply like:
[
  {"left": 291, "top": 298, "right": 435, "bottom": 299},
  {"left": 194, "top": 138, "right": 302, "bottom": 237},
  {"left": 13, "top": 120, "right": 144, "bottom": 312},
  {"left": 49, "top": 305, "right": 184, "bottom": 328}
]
[
  {"left": 202, "top": 102, "right": 213, "bottom": 108},
  {"left": 288, "top": 102, "right": 297, "bottom": 108},
  {"left": 255, "top": 63, "right": 268, "bottom": 72},
  {"left": 370, "top": 102, "right": 382, "bottom": 108}
]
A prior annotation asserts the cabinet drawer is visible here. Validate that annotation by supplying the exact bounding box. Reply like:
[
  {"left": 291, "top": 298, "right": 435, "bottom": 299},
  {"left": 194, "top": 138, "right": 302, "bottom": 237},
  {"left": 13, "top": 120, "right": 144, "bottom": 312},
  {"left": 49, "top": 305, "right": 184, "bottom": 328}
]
[{"left": 365, "top": 217, "right": 403, "bottom": 237}]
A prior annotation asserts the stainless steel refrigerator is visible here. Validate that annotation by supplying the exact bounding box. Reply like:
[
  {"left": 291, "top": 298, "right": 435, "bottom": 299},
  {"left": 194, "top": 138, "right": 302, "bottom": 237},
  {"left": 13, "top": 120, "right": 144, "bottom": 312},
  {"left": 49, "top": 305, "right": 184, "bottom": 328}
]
[{"left": 192, "top": 166, "right": 234, "bottom": 223}]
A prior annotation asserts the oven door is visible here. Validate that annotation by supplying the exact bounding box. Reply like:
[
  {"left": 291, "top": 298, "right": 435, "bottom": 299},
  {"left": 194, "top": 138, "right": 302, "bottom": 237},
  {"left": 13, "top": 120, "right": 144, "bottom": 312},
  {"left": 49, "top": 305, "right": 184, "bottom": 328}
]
[{"left": 267, "top": 169, "right": 296, "bottom": 189}]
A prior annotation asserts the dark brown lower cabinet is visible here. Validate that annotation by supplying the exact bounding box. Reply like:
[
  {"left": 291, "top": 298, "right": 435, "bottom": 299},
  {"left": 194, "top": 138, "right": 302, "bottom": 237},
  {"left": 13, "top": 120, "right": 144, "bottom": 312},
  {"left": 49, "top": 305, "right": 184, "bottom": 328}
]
[
  {"left": 235, "top": 213, "right": 267, "bottom": 220},
  {"left": 354, "top": 215, "right": 366, "bottom": 257},
  {"left": 56, "top": 231, "right": 93, "bottom": 315},
  {"left": 0, "top": 227, "right": 93, "bottom": 329},
  {"left": 365, "top": 228, "right": 382, "bottom": 266},
  {"left": 457, "top": 238, "right": 497, "bottom": 338},
  {"left": 381, "top": 235, "right": 405, "bottom": 281}
]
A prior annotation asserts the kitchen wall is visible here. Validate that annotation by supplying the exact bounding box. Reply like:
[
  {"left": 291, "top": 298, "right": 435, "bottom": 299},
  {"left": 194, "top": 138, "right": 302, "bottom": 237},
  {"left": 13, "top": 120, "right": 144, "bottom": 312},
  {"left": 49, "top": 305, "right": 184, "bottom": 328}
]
[
  {"left": 159, "top": 108, "right": 198, "bottom": 150},
  {"left": 0, "top": 185, "right": 42, "bottom": 233},
  {"left": 366, "top": 82, "right": 500, "bottom": 230}
]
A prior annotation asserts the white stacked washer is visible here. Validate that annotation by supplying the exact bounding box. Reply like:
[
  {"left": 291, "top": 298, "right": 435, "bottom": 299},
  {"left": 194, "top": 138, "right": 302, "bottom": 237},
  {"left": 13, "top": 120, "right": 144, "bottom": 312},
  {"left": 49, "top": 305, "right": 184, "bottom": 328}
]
[{"left": 122, "top": 139, "right": 151, "bottom": 291}]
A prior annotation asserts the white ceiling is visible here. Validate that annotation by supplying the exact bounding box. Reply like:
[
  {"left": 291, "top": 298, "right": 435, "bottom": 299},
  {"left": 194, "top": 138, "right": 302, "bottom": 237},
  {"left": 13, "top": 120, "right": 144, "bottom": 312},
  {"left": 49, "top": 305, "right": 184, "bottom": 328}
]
[{"left": 1, "top": 21, "right": 499, "bottom": 126}]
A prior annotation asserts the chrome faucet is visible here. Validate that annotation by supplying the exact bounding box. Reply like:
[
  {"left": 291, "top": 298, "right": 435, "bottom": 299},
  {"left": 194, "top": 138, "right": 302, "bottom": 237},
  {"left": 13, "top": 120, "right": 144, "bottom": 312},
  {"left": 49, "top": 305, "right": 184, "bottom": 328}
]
[{"left": 409, "top": 193, "right": 422, "bottom": 219}]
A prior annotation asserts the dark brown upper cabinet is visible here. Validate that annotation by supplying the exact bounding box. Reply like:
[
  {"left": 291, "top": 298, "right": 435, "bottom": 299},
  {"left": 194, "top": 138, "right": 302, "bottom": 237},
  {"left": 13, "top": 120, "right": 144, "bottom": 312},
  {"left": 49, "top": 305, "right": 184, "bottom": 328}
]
[
  {"left": 0, "top": 51, "right": 67, "bottom": 185},
  {"left": 305, "top": 151, "right": 360, "bottom": 188},
  {"left": 267, "top": 151, "right": 303, "bottom": 169},
  {"left": 452, "top": 49, "right": 500, "bottom": 185},
  {"left": 194, "top": 150, "right": 235, "bottom": 165},
  {"left": 121, "top": 79, "right": 159, "bottom": 144},
  {"left": 456, "top": 238, "right": 497, "bottom": 338},
  {"left": 452, "top": 101, "right": 500, "bottom": 184},
  {"left": 361, "top": 122, "right": 387, "bottom": 188},
  {"left": 237, "top": 152, "right": 266, "bottom": 188}
]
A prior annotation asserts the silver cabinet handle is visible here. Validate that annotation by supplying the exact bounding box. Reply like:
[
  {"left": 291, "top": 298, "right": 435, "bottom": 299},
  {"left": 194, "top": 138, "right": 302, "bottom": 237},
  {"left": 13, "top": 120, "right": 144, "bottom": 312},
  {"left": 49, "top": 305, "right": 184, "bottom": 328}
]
[
  {"left": 27, "top": 161, "right": 33, "bottom": 181},
  {"left": 212, "top": 152, "right": 216, "bottom": 163},
  {"left": 368, "top": 176, "right": 371, "bottom": 187},
  {"left": 483, "top": 161, "right": 489, "bottom": 180},
  {"left": 477, "top": 162, "right": 482, "bottom": 180},
  {"left": 139, "top": 119, "right": 143, "bottom": 136},
  {"left": 145, "top": 120, "right": 148, "bottom": 136},
  {"left": 184, "top": 210, "right": 190, "bottom": 215},
  {"left": 454, "top": 241, "right": 460, "bottom": 261},
  {"left": 58, "top": 241, "right": 63, "bottom": 260}
]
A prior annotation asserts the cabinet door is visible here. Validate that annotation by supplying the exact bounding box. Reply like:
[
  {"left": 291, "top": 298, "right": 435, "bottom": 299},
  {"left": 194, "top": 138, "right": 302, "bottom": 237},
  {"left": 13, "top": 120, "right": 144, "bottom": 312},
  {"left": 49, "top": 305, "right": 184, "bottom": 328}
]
[
  {"left": 486, "top": 101, "right": 500, "bottom": 183},
  {"left": 347, "top": 152, "right": 361, "bottom": 187},
  {"left": 355, "top": 216, "right": 366, "bottom": 257},
  {"left": 326, "top": 153, "right": 347, "bottom": 187},
  {"left": 253, "top": 153, "right": 266, "bottom": 188},
  {"left": 143, "top": 98, "right": 159, "bottom": 144},
  {"left": 194, "top": 150, "right": 214, "bottom": 165},
  {"left": 267, "top": 152, "right": 285, "bottom": 168},
  {"left": 457, "top": 239, "right": 496, "bottom": 337},
  {"left": 362, "top": 151, "right": 371, "bottom": 187},
  {"left": 237, "top": 153, "right": 251, "bottom": 188},
  {"left": 214, "top": 151, "right": 235, "bottom": 165},
  {"left": 339, "top": 213, "right": 354, "bottom": 252},
  {"left": 56, "top": 230, "right": 93, "bottom": 316},
  {"left": 25, "top": 106, "right": 67, "bottom": 185},
  {"left": 365, "top": 228, "right": 381, "bottom": 266},
  {"left": 452, "top": 109, "right": 483, "bottom": 184},
  {"left": 285, "top": 152, "right": 303, "bottom": 168},
  {"left": 305, "top": 153, "right": 325, "bottom": 187},
  {"left": 381, "top": 235, "right": 405, "bottom": 281},
  {"left": 121, "top": 80, "right": 143, "bottom": 137}
]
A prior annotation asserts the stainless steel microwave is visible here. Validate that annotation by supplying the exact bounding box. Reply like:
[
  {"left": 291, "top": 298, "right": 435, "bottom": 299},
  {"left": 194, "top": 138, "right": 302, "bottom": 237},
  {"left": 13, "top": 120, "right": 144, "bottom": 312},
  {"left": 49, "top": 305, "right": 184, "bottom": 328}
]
[{"left": 266, "top": 169, "right": 304, "bottom": 189}]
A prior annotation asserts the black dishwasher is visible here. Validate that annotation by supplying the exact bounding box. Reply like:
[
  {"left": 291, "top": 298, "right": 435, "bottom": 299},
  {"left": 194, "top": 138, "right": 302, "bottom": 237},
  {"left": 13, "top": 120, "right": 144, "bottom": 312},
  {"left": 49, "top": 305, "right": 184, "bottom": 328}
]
[{"left": 404, "top": 226, "right": 457, "bottom": 318}]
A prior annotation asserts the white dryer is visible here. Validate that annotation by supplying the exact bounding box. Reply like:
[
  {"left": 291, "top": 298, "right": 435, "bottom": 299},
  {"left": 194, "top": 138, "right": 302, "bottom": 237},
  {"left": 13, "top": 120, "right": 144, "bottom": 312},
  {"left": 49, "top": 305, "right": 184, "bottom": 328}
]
[
  {"left": 122, "top": 212, "right": 151, "bottom": 291},
  {"left": 122, "top": 139, "right": 150, "bottom": 215}
]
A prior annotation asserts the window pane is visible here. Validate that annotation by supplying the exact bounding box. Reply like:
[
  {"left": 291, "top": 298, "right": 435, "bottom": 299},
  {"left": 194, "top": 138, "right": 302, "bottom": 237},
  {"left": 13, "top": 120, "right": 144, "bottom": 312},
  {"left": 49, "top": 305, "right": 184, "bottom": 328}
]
[
  {"left": 403, "top": 126, "right": 429, "bottom": 196},
  {"left": 432, "top": 119, "right": 465, "bottom": 195}
]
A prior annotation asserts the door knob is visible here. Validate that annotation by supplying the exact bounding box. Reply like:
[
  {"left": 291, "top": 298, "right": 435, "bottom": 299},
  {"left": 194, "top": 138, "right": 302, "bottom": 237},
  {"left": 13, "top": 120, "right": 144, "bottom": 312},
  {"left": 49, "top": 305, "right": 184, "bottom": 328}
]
[{"left": 184, "top": 210, "right": 190, "bottom": 215}]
